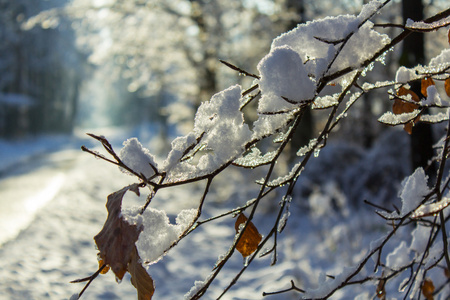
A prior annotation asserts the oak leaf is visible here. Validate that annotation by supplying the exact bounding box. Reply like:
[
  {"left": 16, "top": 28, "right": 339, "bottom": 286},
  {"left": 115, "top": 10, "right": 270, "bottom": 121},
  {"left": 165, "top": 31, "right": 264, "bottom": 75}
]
[
  {"left": 94, "top": 184, "right": 142, "bottom": 280},
  {"left": 235, "top": 213, "right": 262, "bottom": 258}
]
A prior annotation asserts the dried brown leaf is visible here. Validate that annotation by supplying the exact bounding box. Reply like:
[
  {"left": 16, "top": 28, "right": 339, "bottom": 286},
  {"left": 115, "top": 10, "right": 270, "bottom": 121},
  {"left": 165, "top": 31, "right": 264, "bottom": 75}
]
[
  {"left": 422, "top": 278, "right": 435, "bottom": 300},
  {"left": 445, "top": 78, "right": 450, "bottom": 97},
  {"left": 235, "top": 213, "right": 262, "bottom": 258},
  {"left": 448, "top": 28, "right": 450, "bottom": 46},
  {"left": 393, "top": 87, "right": 421, "bottom": 134},
  {"left": 94, "top": 185, "right": 142, "bottom": 280},
  {"left": 129, "top": 246, "right": 155, "bottom": 300},
  {"left": 421, "top": 77, "right": 435, "bottom": 97}
]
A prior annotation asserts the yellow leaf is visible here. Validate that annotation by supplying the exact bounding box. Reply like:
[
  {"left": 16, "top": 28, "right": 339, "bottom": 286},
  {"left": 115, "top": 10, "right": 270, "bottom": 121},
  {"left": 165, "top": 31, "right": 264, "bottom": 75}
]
[
  {"left": 421, "top": 77, "right": 435, "bottom": 97},
  {"left": 98, "top": 259, "right": 110, "bottom": 275},
  {"left": 422, "top": 278, "right": 435, "bottom": 300},
  {"left": 235, "top": 213, "right": 262, "bottom": 258},
  {"left": 129, "top": 246, "right": 155, "bottom": 300}
]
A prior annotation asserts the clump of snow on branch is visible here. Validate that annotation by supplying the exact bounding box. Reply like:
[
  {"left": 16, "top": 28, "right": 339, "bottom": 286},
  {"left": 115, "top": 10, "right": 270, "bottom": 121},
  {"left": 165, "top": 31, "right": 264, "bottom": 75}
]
[
  {"left": 119, "top": 138, "right": 158, "bottom": 178},
  {"left": 379, "top": 168, "right": 431, "bottom": 218},
  {"left": 271, "top": 12, "right": 390, "bottom": 79},
  {"left": 395, "top": 66, "right": 420, "bottom": 84},
  {"left": 122, "top": 207, "right": 196, "bottom": 264},
  {"left": 257, "top": 46, "right": 315, "bottom": 113},
  {"left": 378, "top": 110, "right": 421, "bottom": 126},
  {"left": 193, "top": 85, "right": 252, "bottom": 170}
]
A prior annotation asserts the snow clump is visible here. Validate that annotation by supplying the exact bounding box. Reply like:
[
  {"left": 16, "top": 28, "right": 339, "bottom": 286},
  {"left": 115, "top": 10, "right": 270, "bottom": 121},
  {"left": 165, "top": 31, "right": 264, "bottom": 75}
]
[
  {"left": 119, "top": 138, "right": 158, "bottom": 178},
  {"left": 122, "top": 207, "right": 196, "bottom": 264}
]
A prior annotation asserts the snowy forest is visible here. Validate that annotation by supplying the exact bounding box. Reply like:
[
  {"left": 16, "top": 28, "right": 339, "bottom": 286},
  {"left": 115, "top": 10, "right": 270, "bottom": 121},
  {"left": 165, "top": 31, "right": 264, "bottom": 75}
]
[{"left": 1, "top": 0, "right": 450, "bottom": 299}]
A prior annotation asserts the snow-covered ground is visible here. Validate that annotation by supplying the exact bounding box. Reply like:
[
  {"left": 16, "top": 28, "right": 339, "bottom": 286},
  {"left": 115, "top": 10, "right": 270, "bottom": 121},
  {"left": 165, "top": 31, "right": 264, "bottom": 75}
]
[{"left": 0, "top": 127, "right": 446, "bottom": 300}]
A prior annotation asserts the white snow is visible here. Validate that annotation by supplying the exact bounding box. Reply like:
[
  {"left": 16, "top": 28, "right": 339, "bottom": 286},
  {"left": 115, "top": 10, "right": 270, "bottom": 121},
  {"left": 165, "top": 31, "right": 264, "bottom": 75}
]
[
  {"left": 271, "top": 14, "right": 390, "bottom": 79},
  {"left": 122, "top": 206, "right": 196, "bottom": 264},
  {"left": 406, "top": 16, "right": 450, "bottom": 30},
  {"left": 386, "top": 241, "right": 410, "bottom": 269},
  {"left": 119, "top": 137, "right": 158, "bottom": 178},
  {"left": 395, "top": 66, "right": 419, "bottom": 84},
  {"left": 429, "top": 49, "right": 450, "bottom": 68},
  {"left": 161, "top": 85, "right": 253, "bottom": 179},
  {"left": 421, "top": 85, "right": 449, "bottom": 107},
  {"left": 378, "top": 110, "right": 421, "bottom": 126},
  {"left": 399, "top": 168, "right": 431, "bottom": 217},
  {"left": 257, "top": 46, "right": 315, "bottom": 113}
]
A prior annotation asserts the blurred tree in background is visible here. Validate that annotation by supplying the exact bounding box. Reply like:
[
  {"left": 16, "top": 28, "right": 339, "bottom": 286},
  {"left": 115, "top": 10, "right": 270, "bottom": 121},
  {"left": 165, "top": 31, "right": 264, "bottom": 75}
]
[{"left": 0, "top": 0, "right": 85, "bottom": 138}]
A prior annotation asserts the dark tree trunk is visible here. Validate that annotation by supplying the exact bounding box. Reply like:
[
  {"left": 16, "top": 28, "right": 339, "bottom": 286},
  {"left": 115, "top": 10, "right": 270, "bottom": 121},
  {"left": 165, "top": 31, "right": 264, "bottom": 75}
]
[
  {"left": 401, "top": 0, "right": 436, "bottom": 178},
  {"left": 285, "top": 0, "right": 314, "bottom": 163}
]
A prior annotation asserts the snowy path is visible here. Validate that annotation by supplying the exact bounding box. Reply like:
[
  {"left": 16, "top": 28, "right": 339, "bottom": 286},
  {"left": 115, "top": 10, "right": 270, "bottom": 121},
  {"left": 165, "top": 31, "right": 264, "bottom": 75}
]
[
  {"left": 0, "top": 137, "right": 402, "bottom": 300},
  {"left": 0, "top": 149, "right": 79, "bottom": 246}
]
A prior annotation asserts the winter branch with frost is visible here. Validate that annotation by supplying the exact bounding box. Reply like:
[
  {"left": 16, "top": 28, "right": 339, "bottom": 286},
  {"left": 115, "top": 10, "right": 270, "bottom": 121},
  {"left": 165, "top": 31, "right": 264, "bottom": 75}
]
[{"left": 74, "top": 1, "right": 450, "bottom": 299}]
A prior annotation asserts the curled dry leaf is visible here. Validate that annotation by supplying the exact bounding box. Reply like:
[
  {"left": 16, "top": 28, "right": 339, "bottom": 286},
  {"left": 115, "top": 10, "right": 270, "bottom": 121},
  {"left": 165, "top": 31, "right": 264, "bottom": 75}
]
[
  {"left": 94, "top": 184, "right": 142, "bottom": 280},
  {"left": 235, "top": 213, "right": 262, "bottom": 258},
  {"left": 422, "top": 278, "right": 435, "bottom": 300},
  {"left": 421, "top": 77, "right": 435, "bottom": 97},
  {"left": 129, "top": 246, "right": 155, "bottom": 300}
]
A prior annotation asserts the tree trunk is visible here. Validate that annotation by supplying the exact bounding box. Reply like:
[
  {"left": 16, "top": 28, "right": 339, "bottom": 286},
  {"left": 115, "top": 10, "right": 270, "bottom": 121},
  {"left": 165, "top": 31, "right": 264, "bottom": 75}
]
[
  {"left": 284, "top": 0, "right": 314, "bottom": 163},
  {"left": 401, "top": 0, "right": 436, "bottom": 178}
]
